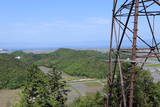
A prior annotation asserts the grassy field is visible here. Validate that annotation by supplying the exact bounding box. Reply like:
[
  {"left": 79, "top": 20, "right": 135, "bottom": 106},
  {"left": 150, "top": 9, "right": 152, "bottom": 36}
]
[
  {"left": 0, "top": 89, "right": 21, "bottom": 107},
  {"left": 145, "top": 64, "right": 160, "bottom": 67}
]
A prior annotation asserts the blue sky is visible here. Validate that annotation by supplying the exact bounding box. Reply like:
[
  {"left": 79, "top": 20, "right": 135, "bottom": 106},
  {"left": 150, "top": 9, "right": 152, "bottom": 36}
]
[{"left": 0, "top": 0, "right": 113, "bottom": 49}]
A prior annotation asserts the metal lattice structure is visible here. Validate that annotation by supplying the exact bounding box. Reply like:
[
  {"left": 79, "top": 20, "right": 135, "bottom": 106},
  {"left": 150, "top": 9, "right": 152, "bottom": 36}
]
[{"left": 107, "top": 0, "right": 160, "bottom": 107}]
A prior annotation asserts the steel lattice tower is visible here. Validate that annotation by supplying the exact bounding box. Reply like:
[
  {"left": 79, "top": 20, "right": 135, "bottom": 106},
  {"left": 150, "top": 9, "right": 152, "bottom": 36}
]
[{"left": 107, "top": 0, "right": 160, "bottom": 107}]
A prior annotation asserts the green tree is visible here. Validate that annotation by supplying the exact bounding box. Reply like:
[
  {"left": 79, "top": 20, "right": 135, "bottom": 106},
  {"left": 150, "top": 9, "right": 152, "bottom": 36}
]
[
  {"left": 69, "top": 92, "right": 103, "bottom": 107},
  {"left": 47, "top": 67, "right": 68, "bottom": 105},
  {"left": 105, "top": 63, "right": 160, "bottom": 107},
  {"left": 16, "top": 65, "right": 68, "bottom": 107}
]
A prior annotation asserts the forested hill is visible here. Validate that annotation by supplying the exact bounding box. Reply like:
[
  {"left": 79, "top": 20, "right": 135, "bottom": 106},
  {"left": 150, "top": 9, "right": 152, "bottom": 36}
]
[
  {"left": 0, "top": 48, "right": 129, "bottom": 89},
  {"left": 11, "top": 48, "right": 129, "bottom": 78},
  {"left": 11, "top": 51, "right": 47, "bottom": 65},
  {"left": 10, "top": 49, "right": 108, "bottom": 78},
  {"left": 36, "top": 48, "right": 108, "bottom": 78},
  {"left": 0, "top": 54, "right": 27, "bottom": 89}
]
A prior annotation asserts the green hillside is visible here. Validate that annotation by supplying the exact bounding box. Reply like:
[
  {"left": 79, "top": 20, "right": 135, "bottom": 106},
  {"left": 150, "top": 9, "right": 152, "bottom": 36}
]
[
  {"left": 11, "top": 51, "right": 46, "bottom": 65},
  {"left": 0, "top": 54, "right": 27, "bottom": 89},
  {"left": 34, "top": 48, "right": 108, "bottom": 78},
  {"left": 0, "top": 48, "right": 128, "bottom": 89},
  {"left": 10, "top": 48, "right": 129, "bottom": 79}
]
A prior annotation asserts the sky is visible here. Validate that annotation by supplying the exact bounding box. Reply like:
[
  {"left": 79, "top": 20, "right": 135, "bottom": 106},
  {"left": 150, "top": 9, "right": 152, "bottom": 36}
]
[{"left": 0, "top": 0, "right": 113, "bottom": 49}]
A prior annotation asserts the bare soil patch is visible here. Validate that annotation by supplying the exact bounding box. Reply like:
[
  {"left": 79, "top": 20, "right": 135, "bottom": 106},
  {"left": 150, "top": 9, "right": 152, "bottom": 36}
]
[{"left": 0, "top": 89, "right": 21, "bottom": 107}]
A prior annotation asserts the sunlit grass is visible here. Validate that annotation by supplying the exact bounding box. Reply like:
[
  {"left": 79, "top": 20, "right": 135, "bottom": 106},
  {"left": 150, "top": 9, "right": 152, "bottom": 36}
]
[{"left": 145, "top": 64, "right": 160, "bottom": 67}]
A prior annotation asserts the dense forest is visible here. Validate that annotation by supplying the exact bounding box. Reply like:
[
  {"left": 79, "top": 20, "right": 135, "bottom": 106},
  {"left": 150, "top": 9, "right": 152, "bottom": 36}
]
[
  {"left": 35, "top": 48, "right": 109, "bottom": 78},
  {"left": 0, "top": 48, "right": 129, "bottom": 89},
  {"left": 11, "top": 48, "right": 129, "bottom": 78},
  {"left": 0, "top": 54, "right": 27, "bottom": 89}
]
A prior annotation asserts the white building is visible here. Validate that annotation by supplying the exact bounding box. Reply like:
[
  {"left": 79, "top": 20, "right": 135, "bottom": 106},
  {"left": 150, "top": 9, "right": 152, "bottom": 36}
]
[{"left": 15, "top": 56, "right": 21, "bottom": 60}]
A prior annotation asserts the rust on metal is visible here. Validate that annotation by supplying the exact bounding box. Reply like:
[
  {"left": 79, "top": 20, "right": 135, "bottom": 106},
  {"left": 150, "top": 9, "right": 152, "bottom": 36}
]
[
  {"left": 107, "top": 0, "right": 160, "bottom": 107},
  {"left": 129, "top": 0, "right": 139, "bottom": 106}
]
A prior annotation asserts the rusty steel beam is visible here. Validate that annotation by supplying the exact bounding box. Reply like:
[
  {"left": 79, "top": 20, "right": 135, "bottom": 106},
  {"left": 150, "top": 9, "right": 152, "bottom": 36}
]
[
  {"left": 129, "top": 0, "right": 139, "bottom": 107},
  {"left": 107, "top": 0, "right": 118, "bottom": 106}
]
